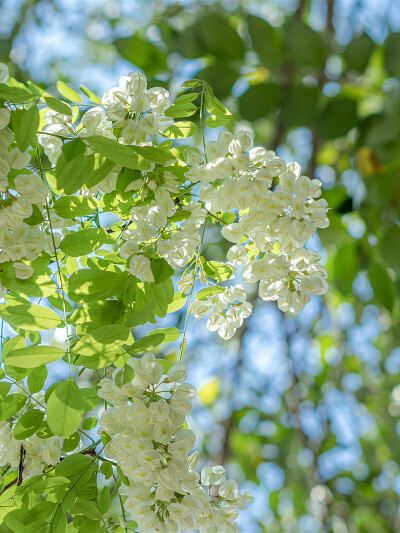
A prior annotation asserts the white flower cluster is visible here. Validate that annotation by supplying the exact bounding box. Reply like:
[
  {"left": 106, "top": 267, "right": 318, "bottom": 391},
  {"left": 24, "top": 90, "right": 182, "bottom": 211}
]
[
  {"left": 38, "top": 71, "right": 172, "bottom": 167},
  {"left": 188, "top": 285, "right": 252, "bottom": 340},
  {"left": 100, "top": 71, "right": 174, "bottom": 141},
  {"left": 191, "top": 133, "right": 329, "bottom": 313},
  {"left": 121, "top": 197, "right": 205, "bottom": 280},
  {"left": 0, "top": 389, "right": 62, "bottom": 478},
  {"left": 0, "top": 117, "right": 49, "bottom": 289},
  {"left": 0, "top": 422, "right": 62, "bottom": 478},
  {"left": 98, "top": 353, "right": 252, "bottom": 532}
]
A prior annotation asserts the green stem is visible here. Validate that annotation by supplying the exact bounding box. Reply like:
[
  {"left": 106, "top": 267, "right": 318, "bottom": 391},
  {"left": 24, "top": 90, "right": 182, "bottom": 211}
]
[
  {"left": 36, "top": 147, "right": 71, "bottom": 376},
  {"left": 113, "top": 473, "right": 128, "bottom": 533},
  {"left": 179, "top": 83, "right": 209, "bottom": 362},
  {"left": 49, "top": 446, "right": 104, "bottom": 531}
]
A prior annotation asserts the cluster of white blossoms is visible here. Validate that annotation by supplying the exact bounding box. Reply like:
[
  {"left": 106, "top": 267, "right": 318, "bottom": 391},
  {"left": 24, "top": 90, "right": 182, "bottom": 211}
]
[
  {"left": 0, "top": 389, "right": 62, "bottom": 479},
  {"left": 98, "top": 353, "right": 253, "bottom": 532},
  {"left": 189, "top": 285, "right": 252, "bottom": 340},
  {"left": 0, "top": 111, "right": 49, "bottom": 288},
  {"left": 0, "top": 421, "right": 62, "bottom": 478},
  {"left": 192, "top": 133, "right": 329, "bottom": 313}
]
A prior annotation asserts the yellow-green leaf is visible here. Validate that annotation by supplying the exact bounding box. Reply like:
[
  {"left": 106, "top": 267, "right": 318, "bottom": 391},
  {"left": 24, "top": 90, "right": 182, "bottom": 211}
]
[{"left": 0, "top": 304, "right": 62, "bottom": 331}]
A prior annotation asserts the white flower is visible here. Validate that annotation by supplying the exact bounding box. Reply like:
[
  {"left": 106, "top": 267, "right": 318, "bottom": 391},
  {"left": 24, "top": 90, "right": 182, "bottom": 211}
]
[
  {"left": 13, "top": 262, "right": 34, "bottom": 279},
  {"left": 219, "top": 479, "right": 239, "bottom": 501},
  {"left": 127, "top": 255, "right": 154, "bottom": 283}
]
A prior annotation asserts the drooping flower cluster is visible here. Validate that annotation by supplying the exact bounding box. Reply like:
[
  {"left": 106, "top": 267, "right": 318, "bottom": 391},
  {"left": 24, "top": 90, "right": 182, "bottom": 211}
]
[
  {"left": 0, "top": 116, "right": 50, "bottom": 289},
  {"left": 0, "top": 422, "right": 62, "bottom": 478},
  {"left": 193, "top": 134, "right": 330, "bottom": 313},
  {"left": 0, "top": 389, "right": 62, "bottom": 478},
  {"left": 188, "top": 285, "right": 252, "bottom": 340},
  {"left": 98, "top": 353, "right": 253, "bottom": 532}
]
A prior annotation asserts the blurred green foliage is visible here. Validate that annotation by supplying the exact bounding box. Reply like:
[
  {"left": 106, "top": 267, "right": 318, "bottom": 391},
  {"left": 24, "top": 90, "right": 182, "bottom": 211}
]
[{"left": 2, "top": 0, "right": 400, "bottom": 531}]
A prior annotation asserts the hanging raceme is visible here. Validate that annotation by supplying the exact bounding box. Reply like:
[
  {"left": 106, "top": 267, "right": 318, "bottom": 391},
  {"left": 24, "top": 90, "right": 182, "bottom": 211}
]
[{"left": 0, "top": 62, "right": 329, "bottom": 532}]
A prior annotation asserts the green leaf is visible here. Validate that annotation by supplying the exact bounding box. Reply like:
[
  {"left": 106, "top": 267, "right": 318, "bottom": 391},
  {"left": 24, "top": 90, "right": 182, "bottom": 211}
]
[
  {"left": 47, "top": 379, "right": 84, "bottom": 437},
  {"left": 68, "top": 270, "right": 129, "bottom": 302},
  {"left": 0, "top": 271, "right": 57, "bottom": 297},
  {"left": 71, "top": 300, "right": 126, "bottom": 329},
  {"left": 283, "top": 19, "right": 326, "bottom": 68},
  {"left": 162, "top": 121, "right": 198, "bottom": 139},
  {"left": 196, "top": 14, "right": 245, "bottom": 60},
  {"left": 0, "top": 303, "right": 62, "bottom": 331},
  {"left": 73, "top": 325, "right": 132, "bottom": 356},
  {"left": 100, "top": 460, "right": 113, "bottom": 479},
  {"left": 80, "top": 85, "right": 102, "bottom": 104},
  {"left": 167, "top": 293, "right": 187, "bottom": 313},
  {"left": 81, "top": 388, "right": 99, "bottom": 411},
  {"left": 2, "top": 334, "right": 25, "bottom": 358},
  {"left": 159, "top": 359, "right": 174, "bottom": 374},
  {"left": 0, "top": 382, "right": 12, "bottom": 400},
  {"left": 205, "top": 92, "right": 231, "bottom": 119},
  {"left": 318, "top": 98, "right": 358, "bottom": 139},
  {"left": 130, "top": 278, "right": 174, "bottom": 324},
  {"left": 11, "top": 106, "right": 39, "bottom": 151},
  {"left": 54, "top": 140, "right": 96, "bottom": 195},
  {"left": 384, "top": 32, "right": 400, "bottom": 78},
  {"left": 344, "top": 33, "right": 375, "bottom": 72},
  {"left": 369, "top": 262, "right": 394, "bottom": 312},
  {"left": 126, "top": 327, "right": 180, "bottom": 355},
  {"left": 24, "top": 204, "right": 44, "bottom": 226},
  {"left": 44, "top": 96, "right": 73, "bottom": 116},
  {"left": 33, "top": 476, "right": 70, "bottom": 494},
  {"left": 3, "top": 345, "right": 64, "bottom": 368},
  {"left": 174, "top": 93, "right": 199, "bottom": 105},
  {"left": 247, "top": 15, "right": 282, "bottom": 67},
  {"left": 85, "top": 136, "right": 153, "bottom": 170},
  {"left": 63, "top": 432, "right": 80, "bottom": 452},
  {"left": 0, "top": 394, "right": 26, "bottom": 421},
  {"left": 74, "top": 500, "right": 103, "bottom": 520},
  {"left": 114, "top": 365, "right": 135, "bottom": 387},
  {"left": 0, "top": 81, "right": 35, "bottom": 103},
  {"left": 115, "top": 35, "right": 167, "bottom": 74},
  {"left": 133, "top": 145, "right": 175, "bottom": 165},
  {"left": 281, "top": 84, "right": 319, "bottom": 128},
  {"left": 239, "top": 83, "right": 279, "bottom": 121},
  {"left": 150, "top": 258, "right": 174, "bottom": 284},
  {"left": 164, "top": 103, "right": 197, "bottom": 118},
  {"left": 99, "top": 486, "right": 111, "bottom": 514},
  {"left": 36, "top": 420, "right": 54, "bottom": 439},
  {"left": 13, "top": 409, "right": 44, "bottom": 440},
  {"left": 59, "top": 228, "right": 108, "bottom": 257},
  {"left": 82, "top": 417, "right": 98, "bottom": 430},
  {"left": 29, "top": 502, "right": 56, "bottom": 522},
  {"left": 56, "top": 80, "right": 82, "bottom": 102},
  {"left": 381, "top": 224, "right": 400, "bottom": 269},
  {"left": 205, "top": 114, "right": 232, "bottom": 128},
  {"left": 51, "top": 507, "right": 67, "bottom": 533},
  {"left": 28, "top": 365, "right": 48, "bottom": 394},
  {"left": 196, "top": 286, "right": 224, "bottom": 300},
  {"left": 86, "top": 156, "right": 116, "bottom": 190},
  {"left": 195, "top": 64, "right": 238, "bottom": 99},
  {"left": 333, "top": 243, "right": 358, "bottom": 294},
  {"left": 203, "top": 261, "right": 233, "bottom": 282},
  {"left": 47, "top": 293, "right": 72, "bottom": 313},
  {"left": 55, "top": 453, "right": 92, "bottom": 477},
  {"left": 53, "top": 196, "right": 97, "bottom": 218}
]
